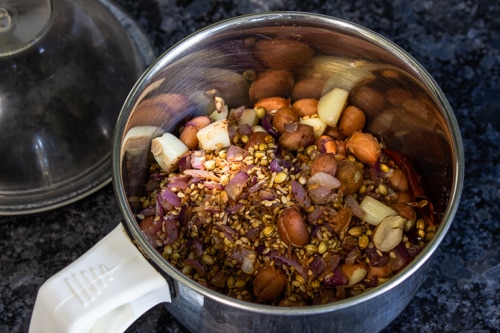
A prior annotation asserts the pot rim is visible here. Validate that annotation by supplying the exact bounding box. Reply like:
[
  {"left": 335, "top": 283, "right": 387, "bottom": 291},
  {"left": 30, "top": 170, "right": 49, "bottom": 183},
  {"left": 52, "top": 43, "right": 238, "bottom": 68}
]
[{"left": 112, "top": 11, "right": 464, "bottom": 315}]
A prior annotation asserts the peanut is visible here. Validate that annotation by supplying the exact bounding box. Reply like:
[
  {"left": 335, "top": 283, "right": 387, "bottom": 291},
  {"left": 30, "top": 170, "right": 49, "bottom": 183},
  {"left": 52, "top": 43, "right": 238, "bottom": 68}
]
[
  {"left": 272, "top": 107, "right": 299, "bottom": 133},
  {"left": 335, "top": 160, "right": 363, "bottom": 195},
  {"left": 277, "top": 206, "right": 309, "bottom": 247},
  {"left": 341, "top": 262, "right": 368, "bottom": 287},
  {"left": 292, "top": 98, "right": 319, "bottom": 117},
  {"left": 279, "top": 123, "right": 315, "bottom": 151},
  {"left": 249, "top": 70, "right": 294, "bottom": 102},
  {"left": 255, "top": 39, "right": 314, "bottom": 70},
  {"left": 367, "top": 264, "right": 393, "bottom": 279},
  {"left": 346, "top": 132, "right": 380, "bottom": 165},
  {"left": 292, "top": 78, "right": 325, "bottom": 100},
  {"left": 311, "top": 153, "right": 337, "bottom": 177},
  {"left": 373, "top": 215, "right": 405, "bottom": 252},
  {"left": 179, "top": 116, "right": 211, "bottom": 149},
  {"left": 254, "top": 96, "right": 290, "bottom": 113},
  {"left": 387, "top": 167, "right": 409, "bottom": 192},
  {"left": 350, "top": 86, "right": 385, "bottom": 119},
  {"left": 244, "top": 132, "right": 273, "bottom": 150},
  {"left": 253, "top": 266, "right": 287, "bottom": 301},
  {"left": 338, "top": 105, "right": 366, "bottom": 136}
]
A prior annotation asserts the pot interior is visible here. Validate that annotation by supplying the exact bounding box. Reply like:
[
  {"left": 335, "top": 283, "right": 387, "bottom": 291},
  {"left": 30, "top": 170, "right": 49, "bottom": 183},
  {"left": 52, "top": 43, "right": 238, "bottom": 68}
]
[{"left": 112, "top": 12, "right": 463, "bottom": 328}]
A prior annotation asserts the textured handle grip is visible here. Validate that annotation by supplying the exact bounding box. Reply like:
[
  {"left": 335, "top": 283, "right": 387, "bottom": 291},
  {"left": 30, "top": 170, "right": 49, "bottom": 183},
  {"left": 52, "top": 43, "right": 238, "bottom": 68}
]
[{"left": 29, "top": 223, "right": 171, "bottom": 333}]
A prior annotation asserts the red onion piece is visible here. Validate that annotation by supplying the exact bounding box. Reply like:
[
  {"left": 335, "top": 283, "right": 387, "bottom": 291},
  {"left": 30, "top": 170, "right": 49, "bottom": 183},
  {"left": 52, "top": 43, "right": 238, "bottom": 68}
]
[
  {"left": 259, "top": 188, "right": 277, "bottom": 201},
  {"left": 183, "top": 169, "right": 220, "bottom": 181},
  {"left": 210, "top": 269, "right": 231, "bottom": 288},
  {"left": 138, "top": 206, "right": 155, "bottom": 217},
  {"left": 389, "top": 242, "right": 410, "bottom": 271},
  {"left": 191, "top": 150, "right": 206, "bottom": 169},
  {"left": 248, "top": 179, "right": 266, "bottom": 194},
  {"left": 226, "top": 145, "right": 247, "bottom": 162},
  {"left": 163, "top": 216, "right": 179, "bottom": 245},
  {"left": 344, "top": 246, "right": 361, "bottom": 265},
  {"left": 190, "top": 238, "right": 203, "bottom": 258},
  {"left": 323, "top": 266, "right": 348, "bottom": 286},
  {"left": 266, "top": 250, "right": 309, "bottom": 281},
  {"left": 219, "top": 224, "right": 239, "bottom": 241},
  {"left": 227, "top": 247, "right": 255, "bottom": 265},
  {"left": 309, "top": 255, "right": 327, "bottom": 277},
  {"left": 291, "top": 180, "right": 312, "bottom": 210},
  {"left": 225, "top": 171, "right": 249, "bottom": 200},
  {"left": 167, "top": 175, "right": 189, "bottom": 190},
  {"left": 238, "top": 124, "right": 253, "bottom": 137},
  {"left": 177, "top": 153, "right": 192, "bottom": 172},
  {"left": 261, "top": 114, "right": 279, "bottom": 138},
  {"left": 345, "top": 194, "right": 366, "bottom": 220},
  {"left": 226, "top": 203, "right": 243, "bottom": 214},
  {"left": 160, "top": 188, "right": 181, "bottom": 207},
  {"left": 184, "top": 258, "right": 206, "bottom": 277},
  {"left": 307, "top": 172, "right": 341, "bottom": 203}
]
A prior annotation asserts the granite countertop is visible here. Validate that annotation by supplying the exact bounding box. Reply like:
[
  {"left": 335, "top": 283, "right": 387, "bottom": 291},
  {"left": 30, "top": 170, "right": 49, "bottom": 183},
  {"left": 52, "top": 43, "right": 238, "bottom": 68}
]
[{"left": 1, "top": 0, "right": 499, "bottom": 332}]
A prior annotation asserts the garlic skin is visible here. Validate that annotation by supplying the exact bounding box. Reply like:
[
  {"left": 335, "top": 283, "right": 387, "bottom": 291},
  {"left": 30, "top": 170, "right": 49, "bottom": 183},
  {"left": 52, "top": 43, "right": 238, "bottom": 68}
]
[{"left": 151, "top": 133, "right": 189, "bottom": 172}]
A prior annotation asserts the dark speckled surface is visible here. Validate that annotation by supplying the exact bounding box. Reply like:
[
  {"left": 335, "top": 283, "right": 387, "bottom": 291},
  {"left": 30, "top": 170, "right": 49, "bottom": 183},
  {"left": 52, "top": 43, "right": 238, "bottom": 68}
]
[{"left": 1, "top": 0, "right": 499, "bottom": 332}]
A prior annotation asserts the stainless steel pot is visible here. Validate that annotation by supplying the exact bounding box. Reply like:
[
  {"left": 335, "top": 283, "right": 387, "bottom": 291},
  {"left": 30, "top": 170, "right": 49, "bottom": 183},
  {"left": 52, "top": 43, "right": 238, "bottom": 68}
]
[{"left": 30, "top": 12, "right": 464, "bottom": 333}]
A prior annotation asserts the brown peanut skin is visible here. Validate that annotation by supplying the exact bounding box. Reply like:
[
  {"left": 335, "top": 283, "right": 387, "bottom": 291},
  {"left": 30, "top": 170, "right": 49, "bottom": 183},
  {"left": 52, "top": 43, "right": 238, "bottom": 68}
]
[
  {"left": 277, "top": 206, "right": 309, "bottom": 247},
  {"left": 254, "top": 96, "right": 290, "bottom": 113},
  {"left": 387, "top": 167, "right": 409, "bottom": 192},
  {"left": 255, "top": 39, "right": 314, "bottom": 70},
  {"left": 244, "top": 132, "right": 272, "bottom": 150},
  {"left": 336, "top": 160, "right": 363, "bottom": 195},
  {"left": 253, "top": 266, "right": 287, "bottom": 301},
  {"left": 338, "top": 105, "right": 366, "bottom": 136},
  {"left": 346, "top": 132, "right": 380, "bottom": 165},
  {"left": 350, "top": 86, "right": 385, "bottom": 119},
  {"left": 315, "top": 135, "right": 336, "bottom": 154},
  {"left": 311, "top": 153, "right": 337, "bottom": 177},
  {"left": 292, "top": 98, "right": 319, "bottom": 117},
  {"left": 292, "top": 78, "right": 325, "bottom": 100},
  {"left": 279, "top": 124, "right": 315, "bottom": 151},
  {"left": 249, "top": 70, "right": 294, "bottom": 102},
  {"left": 272, "top": 107, "right": 299, "bottom": 133}
]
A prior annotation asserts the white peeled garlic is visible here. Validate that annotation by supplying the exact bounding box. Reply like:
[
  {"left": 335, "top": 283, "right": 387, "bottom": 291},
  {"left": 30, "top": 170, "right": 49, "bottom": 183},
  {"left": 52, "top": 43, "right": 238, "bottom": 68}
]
[
  {"left": 317, "top": 87, "right": 349, "bottom": 127},
  {"left": 252, "top": 125, "right": 267, "bottom": 133},
  {"left": 196, "top": 119, "right": 231, "bottom": 151},
  {"left": 151, "top": 133, "right": 189, "bottom": 172},
  {"left": 359, "top": 195, "right": 398, "bottom": 226},
  {"left": 238, "top": 108, "right": 259, "bottom": 127},
  {"left": 373, "top": 215, "right": 405, "bottom": 252},
  {"left": 299, "top": 117, "right": 327, "bottom": 139}
]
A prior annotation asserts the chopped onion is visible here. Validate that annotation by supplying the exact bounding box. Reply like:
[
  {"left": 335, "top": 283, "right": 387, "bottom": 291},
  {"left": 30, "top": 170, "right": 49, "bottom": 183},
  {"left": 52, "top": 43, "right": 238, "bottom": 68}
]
[
  {"left": 345, "top": 194, "right": 366, "bottom": 220},
  {"left": 307, "top": 172, "right": 341, "bottom": 203},
  {"left": 225, "top": 171, "right": 249, "bottom": 200},
  {"left": 160, "top": 188, "right": 181, "bottom": 207},
  {"left": 291, "top": 180, "right": 312, "bottom": 210}
]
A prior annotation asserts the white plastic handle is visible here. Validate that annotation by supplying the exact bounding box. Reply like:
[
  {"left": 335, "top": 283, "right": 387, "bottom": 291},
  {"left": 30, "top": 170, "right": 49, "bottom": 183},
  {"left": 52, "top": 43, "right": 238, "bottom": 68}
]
[{"left": 29, "top": 223, "right": 171, "bottom": 333}]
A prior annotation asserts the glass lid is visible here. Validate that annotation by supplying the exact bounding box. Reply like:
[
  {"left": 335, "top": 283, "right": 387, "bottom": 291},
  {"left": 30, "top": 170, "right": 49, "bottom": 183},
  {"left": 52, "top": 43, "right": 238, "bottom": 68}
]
[{"left": 0, "top": 0, "right": 155, "bottom": 215}]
